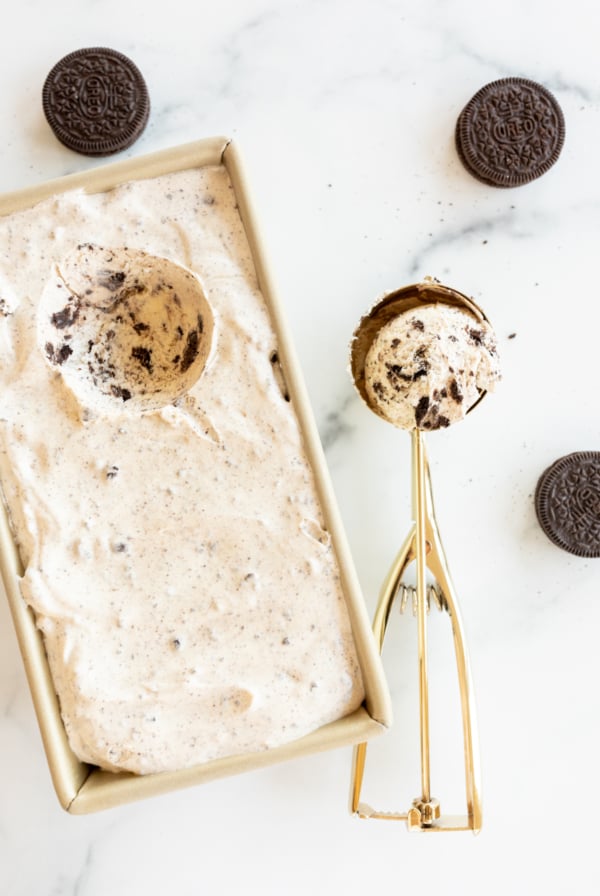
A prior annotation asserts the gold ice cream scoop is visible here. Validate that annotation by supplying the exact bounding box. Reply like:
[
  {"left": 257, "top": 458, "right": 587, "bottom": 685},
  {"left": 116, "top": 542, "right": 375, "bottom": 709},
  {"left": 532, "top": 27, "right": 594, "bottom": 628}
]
[{"left": 349, "top": 278, "right": 500, "bottom": 833}]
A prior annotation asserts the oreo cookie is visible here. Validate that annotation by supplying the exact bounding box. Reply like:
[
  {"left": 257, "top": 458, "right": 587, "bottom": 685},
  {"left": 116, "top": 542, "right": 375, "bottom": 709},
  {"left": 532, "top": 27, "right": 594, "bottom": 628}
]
[
  {"left": 535, "top": 452, "right": 600, "bottom": 557},
  {"left": 42, "top": 47, "right": 150, "bottom": 156},
  {"left": 455, "top": 77, "right": 565, "bottom": 187}
]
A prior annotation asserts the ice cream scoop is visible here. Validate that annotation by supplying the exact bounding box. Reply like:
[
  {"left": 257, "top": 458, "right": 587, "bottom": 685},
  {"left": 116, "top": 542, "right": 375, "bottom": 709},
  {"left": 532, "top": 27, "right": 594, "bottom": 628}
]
[
  {"left": 350, "top": 280, "right": 500, "bottom": 430},
  {"left": 349, "top": 280, "right": 496, "bottom": 833},
  {"left": 39, "top": 244, "right": 214, "bottom": 414}
]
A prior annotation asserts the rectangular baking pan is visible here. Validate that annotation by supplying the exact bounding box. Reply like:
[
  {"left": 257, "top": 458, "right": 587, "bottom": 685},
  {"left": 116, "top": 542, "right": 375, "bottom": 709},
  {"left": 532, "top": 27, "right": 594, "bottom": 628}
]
[{"left": 0, "top": 136, "right": 391, "bottom": 813}]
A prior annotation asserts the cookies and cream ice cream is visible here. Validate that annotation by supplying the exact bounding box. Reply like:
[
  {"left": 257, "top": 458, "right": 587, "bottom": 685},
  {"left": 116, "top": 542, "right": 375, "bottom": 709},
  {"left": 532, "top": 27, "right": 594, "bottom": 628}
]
[
  {"left": 39, "top": 244, "right": 215, "bottom": 414},
  {"left": 0, "top": 165, "right": 365, "bottom": 775},
  {"left": 363, "top": 303, "right": 500, "bottom": 430}
]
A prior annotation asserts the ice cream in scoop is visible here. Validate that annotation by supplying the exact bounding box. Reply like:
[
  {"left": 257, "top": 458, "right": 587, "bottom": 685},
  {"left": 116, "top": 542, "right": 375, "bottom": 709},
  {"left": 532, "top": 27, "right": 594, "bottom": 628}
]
[{"left": 363, "top": 302, "right": 500, "bottom": 431}]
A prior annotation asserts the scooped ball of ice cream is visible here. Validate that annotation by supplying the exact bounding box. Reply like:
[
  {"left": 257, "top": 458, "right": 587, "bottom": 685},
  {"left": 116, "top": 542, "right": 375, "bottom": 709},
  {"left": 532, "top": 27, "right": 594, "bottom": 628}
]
[
  {"left": 364, "top": 303, "right": 500, "bottom": 430},
  {"left": 39, "top": 244, "right": 214, "bottom": 414}
]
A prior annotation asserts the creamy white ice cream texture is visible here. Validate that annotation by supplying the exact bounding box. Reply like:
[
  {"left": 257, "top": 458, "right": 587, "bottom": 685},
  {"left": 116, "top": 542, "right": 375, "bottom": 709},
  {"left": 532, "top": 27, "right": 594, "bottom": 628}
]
[
  {"left": 364, "top": 303, "right": 501, "bottom": 430},
  {"left": 0, "top": 166, "right": 364, "bottom": 774}
]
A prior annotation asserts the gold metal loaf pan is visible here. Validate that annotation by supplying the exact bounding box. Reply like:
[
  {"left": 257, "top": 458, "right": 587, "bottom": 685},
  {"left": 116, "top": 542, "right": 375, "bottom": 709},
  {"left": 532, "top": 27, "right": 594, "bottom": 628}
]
[{"left": 0, "top": 137, "right": 391, "bottom": 813}]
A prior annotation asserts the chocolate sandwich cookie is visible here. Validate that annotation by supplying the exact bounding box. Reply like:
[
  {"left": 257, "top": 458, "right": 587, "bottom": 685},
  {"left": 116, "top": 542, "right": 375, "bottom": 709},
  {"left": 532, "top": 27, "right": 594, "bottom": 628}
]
[
  {"left": 42, "top": 47, "right": 150, "bottom": 156},
  {"left": 535, "top": 451, "right": 600, "bottom": 557},
  {"left": 455, "top": 77, "right": 565, "bottom": 187}
]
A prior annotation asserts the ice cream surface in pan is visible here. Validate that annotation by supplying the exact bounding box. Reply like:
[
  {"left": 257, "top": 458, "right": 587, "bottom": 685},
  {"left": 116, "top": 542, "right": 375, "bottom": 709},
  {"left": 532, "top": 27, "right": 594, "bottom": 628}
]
[{"left": 0, "top": 166, "right": 364, "bottom": 774}]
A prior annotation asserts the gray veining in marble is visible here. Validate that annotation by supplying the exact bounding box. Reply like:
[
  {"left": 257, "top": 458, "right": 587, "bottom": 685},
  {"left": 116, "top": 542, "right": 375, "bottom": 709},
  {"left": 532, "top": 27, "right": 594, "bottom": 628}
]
[{"left": 1, "top": 1, "right": 600, "bottom": 894}]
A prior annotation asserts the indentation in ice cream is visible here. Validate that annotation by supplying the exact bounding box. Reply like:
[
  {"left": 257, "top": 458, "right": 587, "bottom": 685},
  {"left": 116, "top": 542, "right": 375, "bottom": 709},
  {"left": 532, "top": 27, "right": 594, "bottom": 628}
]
[
  {"left": 364, "top": 303, "right": 501, "bottom": 430},
  {"left": 39, "top": 244, "right": 214, "bottom": 414}
]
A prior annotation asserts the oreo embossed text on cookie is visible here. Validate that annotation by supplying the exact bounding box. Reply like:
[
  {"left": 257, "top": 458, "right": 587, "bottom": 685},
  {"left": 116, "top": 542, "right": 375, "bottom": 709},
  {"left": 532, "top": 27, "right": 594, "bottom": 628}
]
[
  {"left": 455, "top": 77, "right": 565, "bottom": 187},
  {"left": 42, "top": 47, "right": 150, "bottom": 156},
  {"left": 535, "top": 452, "right": 600, "bottom": 557}
]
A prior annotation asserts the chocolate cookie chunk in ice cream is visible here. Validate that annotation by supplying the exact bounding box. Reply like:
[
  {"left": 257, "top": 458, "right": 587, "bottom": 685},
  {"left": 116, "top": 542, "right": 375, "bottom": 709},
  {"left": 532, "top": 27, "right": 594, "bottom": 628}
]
[{"left": 39, "top": 244, "right": 214, "bottom": 414}]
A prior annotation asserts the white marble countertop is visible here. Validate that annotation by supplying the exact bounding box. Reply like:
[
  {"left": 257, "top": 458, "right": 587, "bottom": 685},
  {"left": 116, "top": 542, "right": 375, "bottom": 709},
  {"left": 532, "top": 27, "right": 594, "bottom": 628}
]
[{"left": 1, "top": 1, "right": 599, "bottom": 893}]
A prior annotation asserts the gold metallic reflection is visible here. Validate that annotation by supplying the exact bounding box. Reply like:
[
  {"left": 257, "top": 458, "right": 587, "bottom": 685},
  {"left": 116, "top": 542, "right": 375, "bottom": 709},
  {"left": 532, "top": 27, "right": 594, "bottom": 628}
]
[{"left": 350, "top": 430, "right": 482, "bottom": 834}]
